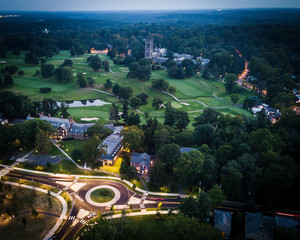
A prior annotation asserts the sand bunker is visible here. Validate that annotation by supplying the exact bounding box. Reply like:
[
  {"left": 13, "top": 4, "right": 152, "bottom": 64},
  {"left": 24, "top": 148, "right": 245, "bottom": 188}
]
[{"left": 81, "top": 117, "right": 99, "bottom": 121}]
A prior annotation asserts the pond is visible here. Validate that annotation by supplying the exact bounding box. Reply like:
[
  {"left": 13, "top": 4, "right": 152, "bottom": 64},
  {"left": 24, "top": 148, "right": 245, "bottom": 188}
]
[{"left": 57, "top": 99, "right": 111, "bottom": 108}]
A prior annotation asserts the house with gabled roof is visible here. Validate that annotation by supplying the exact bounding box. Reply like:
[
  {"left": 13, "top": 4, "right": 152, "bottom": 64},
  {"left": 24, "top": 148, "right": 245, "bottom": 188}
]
[
  {"left": 214, "top": 210, "right": 232, "bottom": 239},
  {"left": 130, "top": 152, "right": 151, "bottom": 174}
]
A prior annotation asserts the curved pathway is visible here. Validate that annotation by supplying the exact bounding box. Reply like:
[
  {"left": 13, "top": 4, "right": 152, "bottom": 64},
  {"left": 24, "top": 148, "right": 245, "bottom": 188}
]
[{"left": 86, "top": 88, "right": 118, "bottom": 97}]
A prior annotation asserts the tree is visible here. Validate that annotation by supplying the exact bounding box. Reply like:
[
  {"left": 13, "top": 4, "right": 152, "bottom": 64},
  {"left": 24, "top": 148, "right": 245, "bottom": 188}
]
[
  {"left": 165, "top": 214, "right": 223, "bottom": 240},
  {"left": 130, "top": 97, "right": 142, "bottom": 109},
  {"left": 110, "top": 103, "right": 120, "bottom": 123},
  {"left": 80, "top": 217, "right": 117, "bottom": 240},
  {"left": 126, "top": 113, "right": 141, "bottom": 126},
  {"left": 41, "top": 98, "right": 59, "bottom": 116},
  {"left": 194, "top": 108, "right": 220, "bottom": 127},
  {"left": 194, "top": 124, "right": 215, "bottom": 146},
  {"left": 151, "top": 79, "right": 169, "bottom": 91},
  {"left": 41, "top": 64, "right": 55, "bottom": 78},
  {"left": 225, "top": 74, "right": 238, "bottom": 94},
  {"left": 185, "top": 65, "right": 195, "bottom": 77},
  {"left": 149, "top": 159, "right": 167, "bottom": 190},
  {"left": 22, "top": 217, "right": 27, "bottom": 228},
  {"left": 158, "top": 143, "right": 181, "bottom": 173},
  {"left": 77, "top": 76, "right": 87, "bottom": 88},
  {"left": 122, "top": 101, "right": 129, "bottom": 121},
  {"left": 127, "top": 62, "right": 140, "bottom": 78},
  {"left": 104, "top": 79, "right": 113, "bottom": 89},
  {"left": 112, "top": 83, "right": 120, "bottom": 95},
  {"left": 202, "top": 69, "right": 211, "bottom": 80},
  {"left": 62, "top": 59, "right": 73, "bottom": 67},
  {"left": 31, "top": 207, "right": 39, "bottom": 218},
  {"left": 87, "top": 77, "right": 95, "bottom": 87},
  {"left": 71, "top": 148, "right": 84, "bottom": 162},
  {"left": 121, "top": 126, "right": 144, "bottom": 152},
  {"left": 88, "top": 55, "right": 101, "bottom": 71},
  {"left": 152, "top": 97, "right": 163, "bottom": 110},
  {"left": 4, "top": 74, "right": 13, "bottom": 85},
  {"left": 35, "top": 130, "right": 52, "bottom": 153},
  {"left": 119, "top": 86, "right": 133, "bottom": 100},
  {"left": 176, "top": 150, "right": 204, "bottom": 190},
  {"left": 137, "top": 66, "right": 151, "bottom": 81},
  {"left": 230, "top": 94, "right": 240, "bottom": 104},
  {"left": 85, "top": 123, "right": 112, "bottom": 139},
  {"left": 207, "top": 185, "right": 224, "bottom": 209},
  {"left": 103, "top": 60, "right": 110, "bottom": 72},
  {"left": 136, "top": 92, "right": 149, "bottom": 105},
  {"left": 84, "top": 135, "right": 105, "bottom": 168},
  {"left": 70, "top": 47, "right": 76, "bottom": 57},
  {"left": 175, "top": 110, "right": 190, "bottom": 130},
  {"left": 61, "top": 67, "right": 73, "bottom": 82},
  {"left": 24, "top": 52, "right": 39, "bottom": 64},
  {"left": 123, "top": 56, "right": 136, "bottom": 66},
  {"left": 221, "top": 160, "right": 243, "bottom": 201},
  {"left": 59, "top": 102, "right": 70, "bottom": 119}
]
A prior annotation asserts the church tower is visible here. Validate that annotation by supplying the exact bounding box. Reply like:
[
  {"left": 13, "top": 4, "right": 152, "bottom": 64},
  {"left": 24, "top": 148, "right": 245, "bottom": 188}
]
[{"left": 145, "top": 34, "right": 153, "bottom": 59}]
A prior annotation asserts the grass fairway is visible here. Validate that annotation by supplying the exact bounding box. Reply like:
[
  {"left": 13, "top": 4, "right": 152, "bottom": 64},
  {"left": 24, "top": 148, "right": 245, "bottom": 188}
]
[
  {"left": 0, "top": 185, "right": 62, "bottom": 240},
  {"left": 90, "top": 188, "right": 115, "bottom": 203},
  {"left": 0, "top": 50, "right": 254, "bottom": 123}
]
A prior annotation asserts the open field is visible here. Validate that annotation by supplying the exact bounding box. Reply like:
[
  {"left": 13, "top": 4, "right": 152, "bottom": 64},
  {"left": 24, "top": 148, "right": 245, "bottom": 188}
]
[
  {"left": 0, "top": 50, "right": 253, "bottom": 124},
  {"left": 0, "top": 185, "right": 62, "bottom": 240}
]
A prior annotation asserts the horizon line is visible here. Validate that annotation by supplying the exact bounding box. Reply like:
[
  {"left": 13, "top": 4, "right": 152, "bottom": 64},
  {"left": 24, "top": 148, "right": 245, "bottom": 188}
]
[{"left": 1, "top": 7, "right": 300, "bottom": 12}]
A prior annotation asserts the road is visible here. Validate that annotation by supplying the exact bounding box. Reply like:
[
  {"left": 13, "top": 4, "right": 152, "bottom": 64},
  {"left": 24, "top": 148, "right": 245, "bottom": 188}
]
[
  {"left": 6, "top": 171, "right": 182, "bottom": 240},
  {"left": 8, "top": 171, "right": 300, "bottom": 240}
]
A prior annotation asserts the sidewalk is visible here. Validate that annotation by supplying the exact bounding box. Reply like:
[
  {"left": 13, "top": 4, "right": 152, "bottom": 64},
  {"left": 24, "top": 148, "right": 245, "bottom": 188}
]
[{"left": 2, "top": 165, "right": 189, "bottom": 198}]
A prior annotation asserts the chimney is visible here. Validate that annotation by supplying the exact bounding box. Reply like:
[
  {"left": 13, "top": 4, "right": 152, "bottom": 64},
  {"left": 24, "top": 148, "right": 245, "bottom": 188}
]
[
  {"left": 61, "top": 115, "right": 63, "bottom": 119},
  {"left": 69, "top": 116, "right": 75, "bottom": 123},
  {"left": 41, "top": 112, "right": 44, "bottom": 116},
  {"left": 48, "top": 113, "right": 51, "bottom": 117}
]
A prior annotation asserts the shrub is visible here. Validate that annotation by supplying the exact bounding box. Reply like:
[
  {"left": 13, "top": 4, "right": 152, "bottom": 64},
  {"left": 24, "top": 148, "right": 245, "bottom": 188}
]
[
  {"left": 168, "top": 86, "right": 176, "bottom": 93},
  {"left": 18, "top": 70, "right": 24, "bottom": 75},
  {"left": 40, "top": 87, "right": 52, "bottom": 93}
]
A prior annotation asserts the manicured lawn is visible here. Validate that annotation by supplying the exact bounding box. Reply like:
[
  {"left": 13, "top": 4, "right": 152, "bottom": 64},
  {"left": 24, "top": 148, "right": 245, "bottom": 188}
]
[
  {"left": 90, "top": 188, "right": 115, "bottom": 203},
  {"left": 59, "top": 141, "right": 86, "bottom": 153},
  {"left": 0, "top": 50, "right": 254, "bottom": 123},
  {"left": 0, "top": 185, "right": 62, "bottom": 240},
  {"left": 100, "top": 157, "right": 122, "bottom": 174}
]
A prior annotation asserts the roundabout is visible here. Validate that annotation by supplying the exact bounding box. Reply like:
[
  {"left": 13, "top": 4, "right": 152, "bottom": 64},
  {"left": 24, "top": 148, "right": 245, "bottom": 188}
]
[{"left": 85, "top": 185, "right": 121, "bottom": 207}]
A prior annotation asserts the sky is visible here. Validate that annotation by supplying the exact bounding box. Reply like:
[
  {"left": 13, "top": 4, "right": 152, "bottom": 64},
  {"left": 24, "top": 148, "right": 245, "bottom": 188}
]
[{"left": 0, "top": 0, "right": 299, "bottom": 11}]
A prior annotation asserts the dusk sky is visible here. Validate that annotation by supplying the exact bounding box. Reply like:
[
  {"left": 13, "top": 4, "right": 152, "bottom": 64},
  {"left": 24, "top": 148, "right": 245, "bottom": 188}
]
[{"left": 0, "top": 0, "right": 299, "bottom": 11}]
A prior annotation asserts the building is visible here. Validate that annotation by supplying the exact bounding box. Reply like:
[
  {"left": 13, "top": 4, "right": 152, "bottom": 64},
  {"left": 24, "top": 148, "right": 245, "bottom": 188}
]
[
  {"left": 26, "top": 113, "right": 112, "bottom": 140},
  {"left": 251, "top": 103, "right": 281, "bottom": 124},
  {"left": 245, "top": 212, "right": 275, "bottom": 240},
  {"left": 130, "top": 152, "right": 151, "bottom": 174},
  {"left": 100, "top": 126, "right": 124, "bottom": 166},
  {"left": 214, "top": 210, "right": 232, "bottom": 239},
  {"left": 145, "top": 35, "right": 153, "bottom": 59},
  {"left": 180, "top": 147, "right": 198, "bottom": 154}
]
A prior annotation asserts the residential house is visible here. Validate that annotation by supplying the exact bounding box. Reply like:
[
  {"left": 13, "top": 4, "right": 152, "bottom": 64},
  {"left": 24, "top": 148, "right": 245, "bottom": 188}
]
[
  {"left": 130, "top": 152, "right": 151, "bottom": 174},
  {"left": 245, "top": 212, "right": 275, "bottom": 240},
  {"left": 214, "top": 210, "right": 232, "bottom": 239}
]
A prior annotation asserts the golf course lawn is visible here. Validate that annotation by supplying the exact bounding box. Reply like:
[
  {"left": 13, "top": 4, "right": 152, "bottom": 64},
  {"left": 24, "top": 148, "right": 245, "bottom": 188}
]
[{"left": 0, "top": 50, "right": 254, "bottom": 124}]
